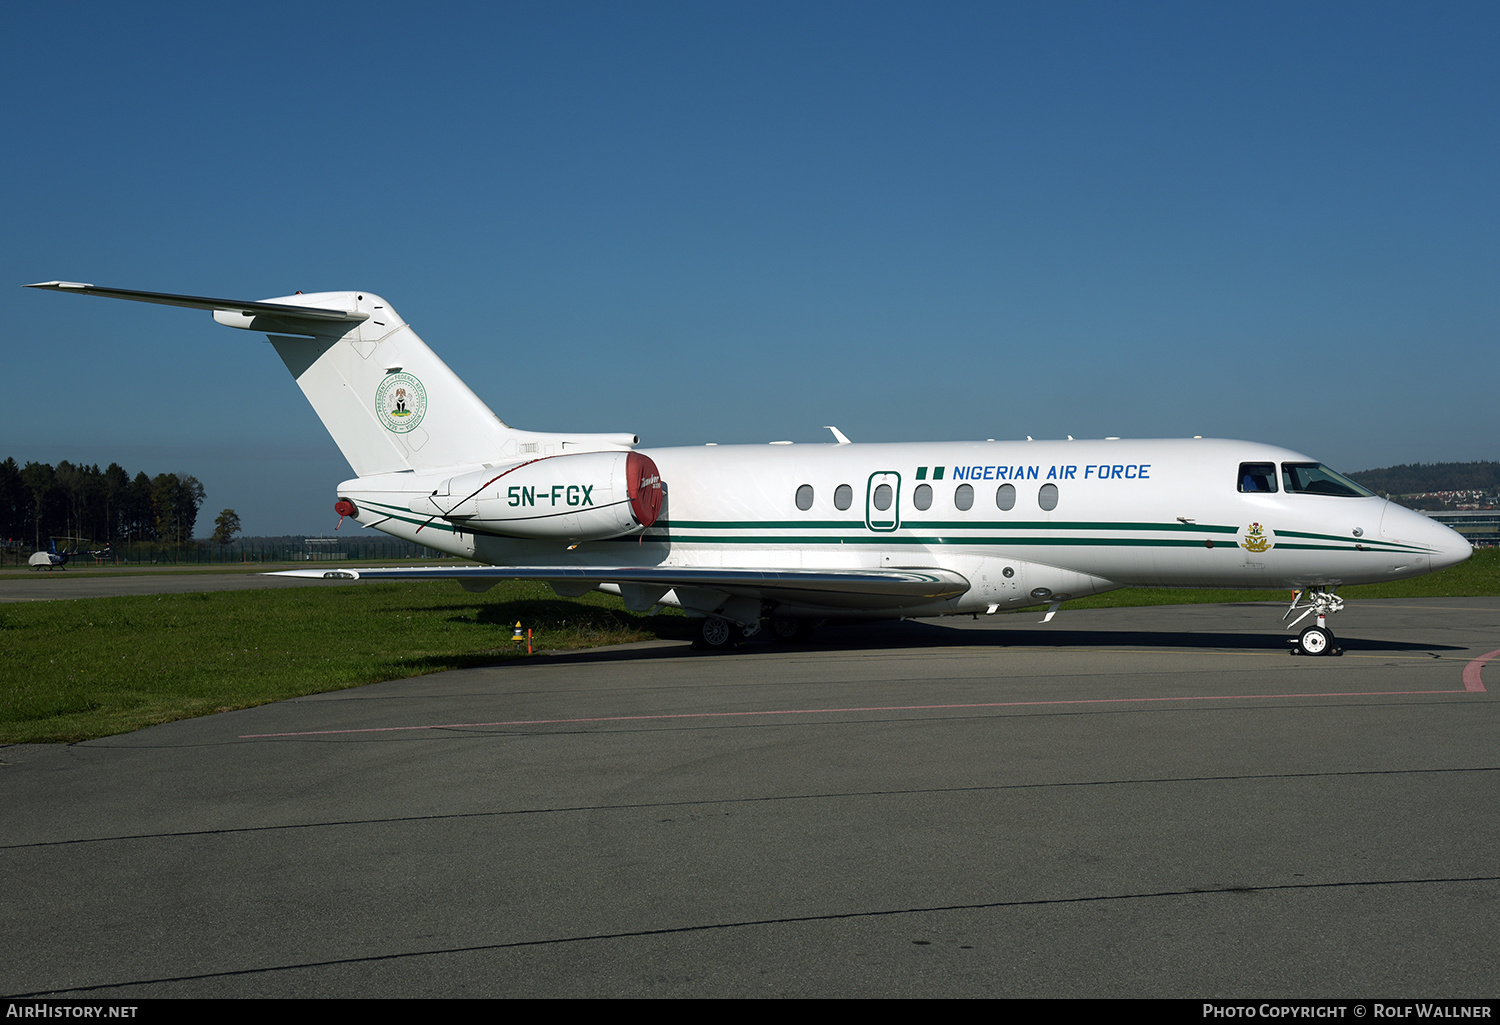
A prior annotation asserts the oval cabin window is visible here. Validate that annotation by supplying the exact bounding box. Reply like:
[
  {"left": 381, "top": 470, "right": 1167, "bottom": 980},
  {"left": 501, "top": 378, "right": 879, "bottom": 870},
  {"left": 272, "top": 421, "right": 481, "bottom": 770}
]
[
  {"left": 955, "top": 484, "right": 974, "bottom": 511},
  {"left": 1039, "top": 483, "right": 1059, "bottom": 511},
  {"left": 834, "top": 484, "right": 853, "bottom": 510},
  {"left": 795, "top": 484, "right": 814, "bottom": 511},
  {"left": 996, "top": 483, "right": 1016, "bottom": 511},
  {"left": 913, "top": 483, "right": 933, "bottom": 510},
  {"left": 873, "top": 483, "right": 893, "bottom": 511}
]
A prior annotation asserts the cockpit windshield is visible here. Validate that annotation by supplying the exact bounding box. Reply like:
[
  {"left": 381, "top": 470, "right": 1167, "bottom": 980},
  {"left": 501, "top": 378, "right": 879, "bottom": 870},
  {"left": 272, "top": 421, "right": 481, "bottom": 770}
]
[{"left": 1281, "top": 463, "right": 1376, "bottom": 498}]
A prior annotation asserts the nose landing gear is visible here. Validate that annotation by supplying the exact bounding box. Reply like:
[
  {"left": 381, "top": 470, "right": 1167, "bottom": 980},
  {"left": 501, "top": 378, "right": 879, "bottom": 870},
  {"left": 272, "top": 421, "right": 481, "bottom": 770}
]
[{"left": 1285, "top": 589, "right": 1344, "bottom": 656}]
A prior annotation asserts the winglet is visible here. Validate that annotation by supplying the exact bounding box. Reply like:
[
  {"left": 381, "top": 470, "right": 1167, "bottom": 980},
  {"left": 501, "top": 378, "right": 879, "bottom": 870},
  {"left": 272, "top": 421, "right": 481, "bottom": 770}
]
[{"left": 824, "top": 425, "right": 852, "bottom": 445}]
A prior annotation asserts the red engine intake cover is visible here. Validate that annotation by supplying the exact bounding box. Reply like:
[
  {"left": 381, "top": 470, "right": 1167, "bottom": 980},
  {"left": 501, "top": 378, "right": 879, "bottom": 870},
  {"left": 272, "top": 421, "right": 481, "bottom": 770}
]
[
  {"left": 626, "top": 452, "right": 663, "bottom": 527},
  {"left": 334, "top": 498, "right": 358, "bottom": 518}
]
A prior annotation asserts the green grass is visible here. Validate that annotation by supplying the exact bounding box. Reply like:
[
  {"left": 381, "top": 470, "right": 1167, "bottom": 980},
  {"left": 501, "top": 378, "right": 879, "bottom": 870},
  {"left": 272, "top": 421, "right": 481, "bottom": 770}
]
[
  {"left": 0, "top": 581, "right": 688, "bottom": 744},
  {"left": 2, "top": 549, "right": 1493, "bottom": 744}
]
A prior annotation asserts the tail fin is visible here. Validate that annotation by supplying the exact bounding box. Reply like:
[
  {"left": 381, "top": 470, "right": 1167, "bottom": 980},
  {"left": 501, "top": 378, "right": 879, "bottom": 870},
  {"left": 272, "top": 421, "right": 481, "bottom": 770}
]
[{"left": 27, "top": 283, "right": 638, "bottom": 476}]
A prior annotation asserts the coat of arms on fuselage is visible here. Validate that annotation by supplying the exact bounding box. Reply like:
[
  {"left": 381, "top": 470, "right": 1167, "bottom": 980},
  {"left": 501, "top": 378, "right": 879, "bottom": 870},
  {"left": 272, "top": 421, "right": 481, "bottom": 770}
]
[
  {"left": 375, "top": 372, "right": 428, "bottom": 433},
  {"left": 1240, "top": 522, "right": 1273, "bottom": 553}
]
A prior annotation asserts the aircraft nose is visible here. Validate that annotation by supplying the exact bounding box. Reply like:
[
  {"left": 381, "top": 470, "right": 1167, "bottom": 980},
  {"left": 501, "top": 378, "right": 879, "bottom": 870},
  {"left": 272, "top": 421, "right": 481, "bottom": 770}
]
[
  {"left": 1382, "top": 501, "right": 1472, "bottom": 571},
  {"left": 1429, "top": 522, "right": 1474, "bottom": 571}
]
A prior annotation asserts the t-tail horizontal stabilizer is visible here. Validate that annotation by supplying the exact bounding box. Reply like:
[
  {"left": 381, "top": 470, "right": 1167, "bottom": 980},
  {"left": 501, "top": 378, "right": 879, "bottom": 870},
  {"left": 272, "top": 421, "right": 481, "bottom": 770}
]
[
  {"left": 26, "top": 282, "right": 368, "bottom": 323},
  {"left": 27, "top": 281, "right": 640, "bottom": 477}
]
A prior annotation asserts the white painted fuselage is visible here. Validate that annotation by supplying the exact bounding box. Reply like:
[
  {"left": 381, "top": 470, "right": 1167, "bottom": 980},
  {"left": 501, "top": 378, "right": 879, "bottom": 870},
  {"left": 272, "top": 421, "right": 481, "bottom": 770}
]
[{"left": 337, "top": 437, "right": 1468, "bottom": 619}]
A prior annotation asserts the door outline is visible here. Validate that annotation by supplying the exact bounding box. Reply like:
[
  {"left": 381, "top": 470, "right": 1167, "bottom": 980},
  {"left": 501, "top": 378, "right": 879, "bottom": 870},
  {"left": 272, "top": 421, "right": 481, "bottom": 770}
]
[{"left": 865, "top": 471, "right": 901, "bottom": 532}]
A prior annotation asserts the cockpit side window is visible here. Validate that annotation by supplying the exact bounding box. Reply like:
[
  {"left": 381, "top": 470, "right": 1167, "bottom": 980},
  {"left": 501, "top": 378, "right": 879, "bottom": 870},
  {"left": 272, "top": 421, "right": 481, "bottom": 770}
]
[
  {"left": 1281, "top": 463, "right": 1376, "bottom": 498},
  {"left": 1238, "top": 462, "right": 1277, "bottom": 493}
]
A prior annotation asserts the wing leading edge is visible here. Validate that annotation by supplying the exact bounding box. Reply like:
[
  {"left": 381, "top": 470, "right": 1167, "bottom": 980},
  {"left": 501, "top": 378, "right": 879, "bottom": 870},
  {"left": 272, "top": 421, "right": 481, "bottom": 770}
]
[{"left": 269, "top": 564, "right": 971, "bottom": 610}]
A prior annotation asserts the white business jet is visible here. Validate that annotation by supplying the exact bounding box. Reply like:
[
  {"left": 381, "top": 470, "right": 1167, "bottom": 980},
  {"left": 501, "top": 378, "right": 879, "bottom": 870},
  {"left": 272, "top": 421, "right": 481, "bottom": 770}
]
[{"left": 28, "top": 282, "right": 1471, "bottom": 654}]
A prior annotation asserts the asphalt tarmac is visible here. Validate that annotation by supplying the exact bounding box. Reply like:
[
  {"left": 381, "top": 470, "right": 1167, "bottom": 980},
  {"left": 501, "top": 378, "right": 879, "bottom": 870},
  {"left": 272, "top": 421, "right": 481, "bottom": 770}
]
[
  {"left": 0, "top": 567, "right": 365, "bottom": 601},
  {"left": 3, "top": 595, "right": 1497, "bottom": 998}
]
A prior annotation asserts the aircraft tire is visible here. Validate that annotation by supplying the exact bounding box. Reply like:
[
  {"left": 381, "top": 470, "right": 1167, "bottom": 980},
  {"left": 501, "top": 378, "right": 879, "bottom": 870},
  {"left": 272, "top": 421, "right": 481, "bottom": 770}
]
[
  {"left": 770, "top": 615, "right": 814, "bottom": 644},
  {"left": 695, "top": 616, "right": 736, "bottom": 650},
  {"left": 1298, "top": 625, "right": 1333, "bottom": 656}
]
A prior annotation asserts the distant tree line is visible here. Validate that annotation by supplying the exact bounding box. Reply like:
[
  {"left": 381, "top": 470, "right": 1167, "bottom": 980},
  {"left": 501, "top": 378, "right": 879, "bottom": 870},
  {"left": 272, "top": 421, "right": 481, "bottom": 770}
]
[
  {"left": 0, "top": 458, "right": 204, "bottom": 551},
  {"left": 1349, "top": 461, "right": 1500, "bottom": 497}
]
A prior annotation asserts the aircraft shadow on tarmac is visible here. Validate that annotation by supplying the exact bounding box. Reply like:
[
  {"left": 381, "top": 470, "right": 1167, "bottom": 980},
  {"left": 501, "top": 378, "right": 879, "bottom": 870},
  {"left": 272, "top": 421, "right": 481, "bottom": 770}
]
[{"left": 457, "top": 611, "right": 1468, "bottom": 668}]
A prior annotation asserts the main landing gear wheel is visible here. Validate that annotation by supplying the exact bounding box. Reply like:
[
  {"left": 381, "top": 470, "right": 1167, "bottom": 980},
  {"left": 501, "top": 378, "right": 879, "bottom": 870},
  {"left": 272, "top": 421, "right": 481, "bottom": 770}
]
[
  {"left": 695, "top": 616, "right": 736, "bottom": 650},
  {"left": 770, "top": 615, "right": 815, "bottom": 644},
  {"left": 1296, "top": 625, "right": 1336, "bottom": 656}
]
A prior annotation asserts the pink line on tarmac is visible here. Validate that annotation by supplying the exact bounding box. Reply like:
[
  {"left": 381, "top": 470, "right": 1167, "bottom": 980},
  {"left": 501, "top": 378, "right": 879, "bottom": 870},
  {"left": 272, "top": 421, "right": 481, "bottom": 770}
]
[
  {"left": 1463, "top": 649, "right": 1499, "bottom": 693},
  {"left": 240, "top": 685, "right": 1479, "bottom": 739}
]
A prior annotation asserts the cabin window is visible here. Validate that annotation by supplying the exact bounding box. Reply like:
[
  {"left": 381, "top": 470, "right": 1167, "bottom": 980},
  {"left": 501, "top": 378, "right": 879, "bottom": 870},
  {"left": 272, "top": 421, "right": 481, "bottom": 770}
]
[
  {"left": 1039, "top": 483, "right": 1059, "bottom": 511},
  {"left": 1238, "top": 462, "right": 1278, "bottom": 493},
  {"left": 795, "top": 484, "right": 814, "bottom": 510},
  {"left": 996, "top": 483, "right": 1016, "bottom": 511},
  {"left": 1281, "top": 463, "right": 1375, "bottom": 498},
  {"left": 834, "top": 484, "right": 853, "bottom": 510},
  {"left": 913, "top": 483, "right": 933, "bottom": 510},
  {"left": 873, "top": 483, "right": 893, "bottom": 511},
  {"left": 954, "top": 483, "right": 974, "bottom": 511}
]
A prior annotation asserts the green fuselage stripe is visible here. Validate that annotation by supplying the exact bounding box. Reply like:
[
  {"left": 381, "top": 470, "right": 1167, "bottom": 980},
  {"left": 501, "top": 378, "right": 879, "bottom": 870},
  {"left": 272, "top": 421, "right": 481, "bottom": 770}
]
[
  {"left": 354, "top": 501, "right": 1429, "bottom": 555},
  {"left": 663, "top": 518, "right": 1241, "bottom": 533}
]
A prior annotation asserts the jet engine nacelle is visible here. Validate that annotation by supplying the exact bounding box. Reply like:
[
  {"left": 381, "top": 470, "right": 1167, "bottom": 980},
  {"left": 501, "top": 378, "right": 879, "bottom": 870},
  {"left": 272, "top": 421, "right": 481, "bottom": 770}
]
[{"left": 409, "top": 450, "right": 663, "bottom": 541}]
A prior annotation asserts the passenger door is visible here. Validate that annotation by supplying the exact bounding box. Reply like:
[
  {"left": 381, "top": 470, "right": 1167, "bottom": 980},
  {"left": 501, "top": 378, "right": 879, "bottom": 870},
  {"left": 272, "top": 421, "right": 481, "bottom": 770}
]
[{"left": 865, "top": 472, "right": 901, "bottom": 532}]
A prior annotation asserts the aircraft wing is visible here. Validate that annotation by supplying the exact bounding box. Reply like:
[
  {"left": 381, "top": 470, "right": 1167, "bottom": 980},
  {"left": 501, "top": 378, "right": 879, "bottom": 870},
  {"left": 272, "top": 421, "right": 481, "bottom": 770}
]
[{"left": 269, "top": 564, "right": 971, "bottom": 608}]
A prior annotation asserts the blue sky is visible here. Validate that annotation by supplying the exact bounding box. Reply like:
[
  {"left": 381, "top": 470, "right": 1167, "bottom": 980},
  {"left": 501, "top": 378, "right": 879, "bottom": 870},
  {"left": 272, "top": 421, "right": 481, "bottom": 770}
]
[{"left": 6, "top": 2, "right": 1497, "bottom": 535}]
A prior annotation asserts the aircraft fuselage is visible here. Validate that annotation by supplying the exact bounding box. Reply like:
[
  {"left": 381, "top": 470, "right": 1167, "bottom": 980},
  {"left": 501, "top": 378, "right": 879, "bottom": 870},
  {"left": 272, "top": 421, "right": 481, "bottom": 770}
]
[{"left": 336, "top": 437, "right": 1467, "bottom": 618}]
